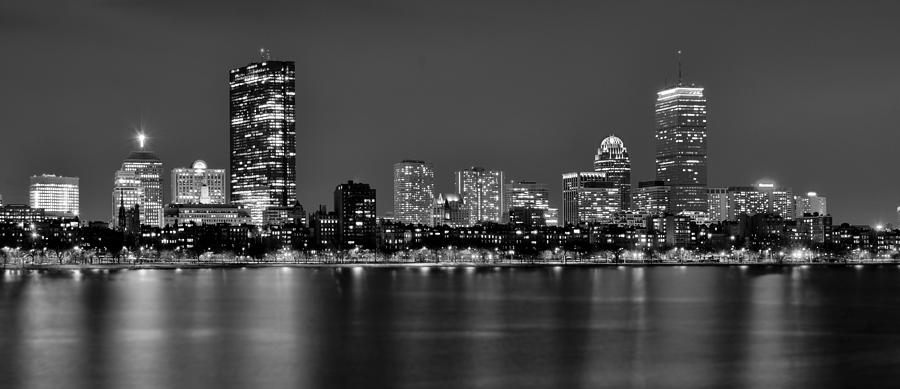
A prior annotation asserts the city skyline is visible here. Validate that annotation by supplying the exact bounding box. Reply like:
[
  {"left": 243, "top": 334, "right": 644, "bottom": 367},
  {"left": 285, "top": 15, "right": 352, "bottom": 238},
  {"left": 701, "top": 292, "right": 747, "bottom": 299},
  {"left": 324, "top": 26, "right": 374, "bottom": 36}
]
[{"left": 2, "top": 1, "right": 899, "bottom": 225}]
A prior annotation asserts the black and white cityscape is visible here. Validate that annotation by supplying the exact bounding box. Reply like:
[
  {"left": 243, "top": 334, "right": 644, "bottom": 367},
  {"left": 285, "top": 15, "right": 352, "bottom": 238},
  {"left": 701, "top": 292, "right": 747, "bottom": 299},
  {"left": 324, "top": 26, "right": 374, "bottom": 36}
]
[
  {"left": 0, "top": 50, "right": 893, "bottom": 264},
  {"left": 3, "top": 1, "right": 900, "bottom": 388}
]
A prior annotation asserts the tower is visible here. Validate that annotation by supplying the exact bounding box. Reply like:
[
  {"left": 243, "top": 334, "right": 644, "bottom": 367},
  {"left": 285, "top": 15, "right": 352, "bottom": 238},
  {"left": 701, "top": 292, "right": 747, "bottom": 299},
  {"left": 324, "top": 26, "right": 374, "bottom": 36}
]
[
  {"left": 393, "top": 160, "right": 435, "bottom": 225},
  {"left": 654, "top": 58, "right": 708, "bottom": 217},
  {"left": 593, "top": 134, "right": 632, "bottom": 209},
  {"left": 230, "top": 56, "right": 297, "bottom": 225}
]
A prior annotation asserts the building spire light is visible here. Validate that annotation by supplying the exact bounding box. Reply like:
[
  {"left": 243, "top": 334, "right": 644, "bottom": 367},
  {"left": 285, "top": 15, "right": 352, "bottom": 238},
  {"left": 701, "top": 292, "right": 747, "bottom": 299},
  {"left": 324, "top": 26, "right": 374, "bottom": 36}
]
[{"left": 138, "top": 133, "right": 146, "bottom": 149}]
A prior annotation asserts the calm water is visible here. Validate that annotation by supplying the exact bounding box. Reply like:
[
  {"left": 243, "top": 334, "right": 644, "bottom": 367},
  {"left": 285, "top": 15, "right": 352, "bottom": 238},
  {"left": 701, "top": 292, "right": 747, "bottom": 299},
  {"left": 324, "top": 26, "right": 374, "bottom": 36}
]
[{"left": 2, "top": 265, "right": 900, "bottom": 388}]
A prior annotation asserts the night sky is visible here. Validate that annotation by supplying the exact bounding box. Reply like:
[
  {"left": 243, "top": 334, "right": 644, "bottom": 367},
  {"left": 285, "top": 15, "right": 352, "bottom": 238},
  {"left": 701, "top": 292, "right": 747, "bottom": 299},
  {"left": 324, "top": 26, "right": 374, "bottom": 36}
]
[{"left": 1, "top": 0, "right": 898, "bottom": 225}]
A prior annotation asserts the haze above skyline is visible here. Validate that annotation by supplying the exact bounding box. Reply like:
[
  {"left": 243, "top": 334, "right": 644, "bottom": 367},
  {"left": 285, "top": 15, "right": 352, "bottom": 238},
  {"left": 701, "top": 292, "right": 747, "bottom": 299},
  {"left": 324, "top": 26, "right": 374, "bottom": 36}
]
[{"left": 1, "top": 0, "right": 899, "bottom": 224}]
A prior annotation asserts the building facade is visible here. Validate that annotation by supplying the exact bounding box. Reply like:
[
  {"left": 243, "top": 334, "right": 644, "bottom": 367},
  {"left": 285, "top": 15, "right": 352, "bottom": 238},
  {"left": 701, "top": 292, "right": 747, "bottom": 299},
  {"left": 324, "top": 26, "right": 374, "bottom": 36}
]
[
  {"left": 230, "top": 58, "right": 297, "bottom": 225},
  {"left": 633, "top": 180, "right": 671, "bottom": 216},
  {"left": 593, "top": 135, "right": 632, "bottom": 210},
  {"left": 433, "top": 193, "right": 470, "bottom": 228},
  {"left": 453, "top": 167, "right": 505, "bottom": 225},
  {"left": 111, "top": 170, "right": 144, "bottom": 228},
  {"left": 171, "top": 160, "right": 227, "bottom": 205},
  {"left": 562, "top": 172, "right": 621, "bottom": 225},
  {"left": 795, "top": 192, "right": 827, "bottom": 217},
  {"left": 654, "top": 85, "right": 708, "bottom": 216},
  {"left": 393, "top": 160, "right": 435, "bottom": 226},
  {"left": 29, "top": 174, "right": 79, "bottom": 218},
  {"left": 707, "top": 187, "right": 728, "bottom": 223},
  {"left": 164, "top": 204, "right": 251, "bottom": 226},
  {"left": 119, "top": 149, "right": 164, "bottom": 227},
  {"left": 334, "top": 181, "right": 376, "bottom": 250}
]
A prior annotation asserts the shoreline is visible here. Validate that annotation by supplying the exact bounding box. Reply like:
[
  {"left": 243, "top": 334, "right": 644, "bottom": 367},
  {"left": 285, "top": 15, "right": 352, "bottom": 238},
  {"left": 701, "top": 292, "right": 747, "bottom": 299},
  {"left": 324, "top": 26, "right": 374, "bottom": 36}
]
[{"left": 2, "top": 260, "right": 898, "bottom": 271}]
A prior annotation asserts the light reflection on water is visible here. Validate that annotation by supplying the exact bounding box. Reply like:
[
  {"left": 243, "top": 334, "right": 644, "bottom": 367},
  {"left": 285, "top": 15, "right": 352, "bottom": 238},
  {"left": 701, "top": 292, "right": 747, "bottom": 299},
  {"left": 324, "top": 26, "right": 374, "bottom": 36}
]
[{"left": 1, "top": 266, "right": 900, "bottom": 388}]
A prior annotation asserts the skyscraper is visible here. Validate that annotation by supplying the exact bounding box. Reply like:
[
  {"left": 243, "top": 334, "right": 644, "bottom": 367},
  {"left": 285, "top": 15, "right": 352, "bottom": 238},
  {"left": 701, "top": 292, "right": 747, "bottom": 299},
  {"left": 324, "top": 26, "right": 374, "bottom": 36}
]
[
  {"left": 506, "top": 180, "right": 551, "bottom": 226},
  {"left": 171, "top": 160, "right": 227, "bottom": 205},
  {"left": 111, "top": 170, "right": 144, "bottom": 228},
  {"left": 453, "top": 167, "right": 505, "bottom": 225},
  {"left": 655, "top": 80, "right": 708, "bottom": 217},
  {"left": 633, "top": 180, "right": 671, "bottom": 216},
  {"left": 334, "top": 181, "right": 376, "bottom": 250},
  {"left": 393, "top": 160, "right": 435, "bottom": 225},
  {"left": 593, "top": 135, "right": 631, "bottom": 209},
  {"left": 29, "top": 174, "right": 79, "bottom": 217},
  {"left": 115, "top": 135, "right": 163, "bottom": 227},
  {"left": 562, "top": 172, "right": 621, "bottom": 225},
  {"left": 230, "top": 56, "right": 297, "bottom": 225}
]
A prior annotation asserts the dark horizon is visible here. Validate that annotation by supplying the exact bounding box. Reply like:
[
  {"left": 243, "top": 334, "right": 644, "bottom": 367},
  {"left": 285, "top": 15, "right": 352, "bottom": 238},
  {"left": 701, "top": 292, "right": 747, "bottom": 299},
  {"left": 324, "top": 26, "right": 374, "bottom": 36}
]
[{"left": 1, "top": 0, "right": 899, "bottom": 225}]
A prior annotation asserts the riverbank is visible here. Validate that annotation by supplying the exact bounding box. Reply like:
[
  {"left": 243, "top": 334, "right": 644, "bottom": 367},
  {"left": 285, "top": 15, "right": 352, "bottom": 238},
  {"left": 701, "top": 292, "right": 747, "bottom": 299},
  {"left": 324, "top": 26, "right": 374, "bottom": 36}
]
[{"left": 3, "top": 260, "right": 899, "bottom": 271}]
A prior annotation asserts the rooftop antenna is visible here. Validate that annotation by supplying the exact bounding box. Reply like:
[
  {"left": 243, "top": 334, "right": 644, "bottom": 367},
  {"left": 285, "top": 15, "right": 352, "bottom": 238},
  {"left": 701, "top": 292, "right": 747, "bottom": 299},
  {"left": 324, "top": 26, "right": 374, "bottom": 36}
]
[
  {"left": 676, "top": 50, "right": 683, "bottom": 87},
  {"left": 259, "top": 47, "right": 271, "bottom": 61}
]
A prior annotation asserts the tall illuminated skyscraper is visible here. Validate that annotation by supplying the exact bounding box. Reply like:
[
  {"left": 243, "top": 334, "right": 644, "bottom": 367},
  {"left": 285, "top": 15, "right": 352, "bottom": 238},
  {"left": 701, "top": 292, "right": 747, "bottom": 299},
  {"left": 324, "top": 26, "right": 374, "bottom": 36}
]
[
  {"left": 593, "top": 135, "right": 631, "bottom": 209},
  {"left": 393, "top": 160, "right": 435, "bottom": 225},
  {"left": 230, "top": 54, "right": 297, "bottom": 225},
  {"left": 453, "top": 167, "right": 505, "bottom": 225},
  {"left": 171, "top": 160, "right": 227, "bottom": 204},
  {"left": 655, "top": 73, "right": 708, "bottom": 217},
  {"left": 111, "top": 170, "right": 144, "bottom": 228},
  {"left": 29, "top": 174, "right": 79, "bottom": 218},
  {"left": 114, "top": 135, "right": 163, "bottom": 227}
]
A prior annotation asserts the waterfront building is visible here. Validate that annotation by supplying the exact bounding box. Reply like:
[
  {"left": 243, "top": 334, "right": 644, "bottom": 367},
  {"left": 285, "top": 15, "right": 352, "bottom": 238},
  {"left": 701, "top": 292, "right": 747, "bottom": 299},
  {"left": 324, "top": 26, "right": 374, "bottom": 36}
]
[
  {"left": 116, "top": 141, "right": 164, "bottom": 228},
  {"left": 0, "top": 204, "right": 46, "bottom": 225},
  {"left": 433, "top": 193, "right": 470, "bottom": 228},
  {"left": 453, "top": 167, "right": 506, "bottom": 225},
  {"left": 111, "top": 170, "right": 144, "bottom": 228},
  {"left": 309, "top": 206, "right": 338, "bottom": 250},
  {"left": 648, "top": 214, "right": 693, "bottom": 248},
  {"left": 230, "top": 56, "right": 297, "bottom": 225},
  {"left": 633, "top": 180, "right": 671, "bottom": 216},
  {"left": 262, "top": 203, "right": 307, "bottom": 227},
  {"left": 506, "top": 180, "right": 552, "bottom": 226},
  {"left": 593, "top": 135, "right": 632, "bottom": 209},
  {"left": 171, "top": 160, "right": 227, "bottom": 205},
  {"left": 726, "top": 186, "right": 768, "bottom": 220},
  {"left": 562, "top": 172, "right": 620, "bottom": 225},
  {"left": 795, "top": 192, "right": 827, "bottom": 217},
  {"left": 393, "top": 160, "right": 435, "bottom": 226},
  {"left": 29, "top": 174, "right": 79, "bottom": 218},
  {"left": 756, "top": 182, "right": 795, "bottom": 220},
  {"left": 707, "top": 187, "right": 728, "bottom": 223},
  {"left": 545, "top": 208, "right": 559, "bottom": 227},
  {"left": 654, "top": 82, "right": 708, "bottom": 216},
  {"left": 334, "top": 181, "right": 376, "bottom": 250},
  {"left": 164, "top": 204, "right": 251, "bottom": 226}
]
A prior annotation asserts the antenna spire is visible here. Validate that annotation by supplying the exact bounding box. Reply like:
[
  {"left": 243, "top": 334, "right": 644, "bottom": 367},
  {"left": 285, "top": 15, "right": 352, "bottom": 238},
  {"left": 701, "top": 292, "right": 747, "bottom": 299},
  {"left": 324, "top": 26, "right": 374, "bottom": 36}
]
[{"left": 676, "top": 50, "right": 683, "bottom": 86}]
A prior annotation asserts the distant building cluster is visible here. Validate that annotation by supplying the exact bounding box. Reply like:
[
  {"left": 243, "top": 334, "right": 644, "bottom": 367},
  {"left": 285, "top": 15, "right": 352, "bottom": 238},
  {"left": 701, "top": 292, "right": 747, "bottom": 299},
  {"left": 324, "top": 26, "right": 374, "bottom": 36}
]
[{"left": 5, "top": 52, "right": 900, "bottom": 262}]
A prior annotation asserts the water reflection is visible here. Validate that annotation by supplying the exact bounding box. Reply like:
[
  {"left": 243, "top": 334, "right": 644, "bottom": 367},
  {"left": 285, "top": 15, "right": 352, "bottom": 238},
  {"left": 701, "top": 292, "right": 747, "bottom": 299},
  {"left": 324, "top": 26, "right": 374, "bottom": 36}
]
[{"left": 2, "top": 266, "right": 900, "bottom": 388}]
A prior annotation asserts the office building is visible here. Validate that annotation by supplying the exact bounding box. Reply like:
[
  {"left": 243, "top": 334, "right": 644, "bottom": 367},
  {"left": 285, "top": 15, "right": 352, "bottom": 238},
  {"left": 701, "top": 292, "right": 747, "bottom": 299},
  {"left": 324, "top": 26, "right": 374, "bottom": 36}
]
[
  {"left": 29, "top": 174, "right": 79, "bottom": 218},
  {"left": 118, "top": 139, "right": 164, "bottom": 227},
  {"left": 334, "top": 181, "right": 376, "bottom": 250},
  {"left": 453, "top": 167, "right": 505, "bottom": 225},
  {"left": 230, "top": 56, "right": 297, "bottom": 225},
  {"left": 0, "top": 204, "right": 46, "bottom": 225},
  {"left": 393, "top": 160, "right": 435, "bottom": 225},
  {"left": 655, "top": 82, "right": 708, "bottom": 216},
  {"left": 111, "top": 170, "right": 144, "bottom": 228},
  {"left": 562, "top": 172, "right": 620, "bottom": 225},
  {"left": 727, "top": 186, "right": 768, "bottom": 220},
  {"left": 506, "top": 180, "right": 552, "bottom": 226},
  {"left": 633, "top": 180, "right": 671, "bottom": 216},
  {"left": 707, "top": 188, "right": 728, "bottom": 223},
  {"left": 164, "top": 204, "right": 251, "bottom": 226},
  {"left": 171, "top": 160, "right": 227, "bottom": 204},
  {"left": 795, "top": 192, "right": 827, "bottom": 217},
  {"left": 593, "top": 135, "right": 632, "bottom": 209}
]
